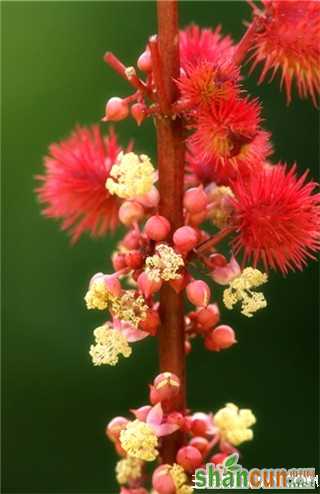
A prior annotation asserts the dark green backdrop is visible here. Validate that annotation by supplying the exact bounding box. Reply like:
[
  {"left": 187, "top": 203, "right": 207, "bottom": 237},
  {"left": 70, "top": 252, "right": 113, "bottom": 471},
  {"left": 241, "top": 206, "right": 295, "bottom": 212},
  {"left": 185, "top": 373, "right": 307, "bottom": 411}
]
[{"left": 2, "top": 1, "right": 318, "bottom": 493}]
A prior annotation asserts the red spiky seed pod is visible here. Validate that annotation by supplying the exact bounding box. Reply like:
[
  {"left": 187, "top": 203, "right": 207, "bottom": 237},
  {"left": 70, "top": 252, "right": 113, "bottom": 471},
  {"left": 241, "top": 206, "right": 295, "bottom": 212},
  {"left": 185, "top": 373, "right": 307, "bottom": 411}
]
[{"left": 231, "top": 164, "right": 320, "bottom": 273}]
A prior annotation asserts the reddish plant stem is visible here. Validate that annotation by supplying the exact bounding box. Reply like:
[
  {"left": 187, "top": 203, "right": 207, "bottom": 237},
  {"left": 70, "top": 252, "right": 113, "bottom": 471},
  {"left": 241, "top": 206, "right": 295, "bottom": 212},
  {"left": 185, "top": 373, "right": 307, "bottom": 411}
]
[
  {"left": 196, "top": 227, "right": 234, "bottom": 255},
  {"left": 155, "top": 0, "right": 186, "bottom": 464}
]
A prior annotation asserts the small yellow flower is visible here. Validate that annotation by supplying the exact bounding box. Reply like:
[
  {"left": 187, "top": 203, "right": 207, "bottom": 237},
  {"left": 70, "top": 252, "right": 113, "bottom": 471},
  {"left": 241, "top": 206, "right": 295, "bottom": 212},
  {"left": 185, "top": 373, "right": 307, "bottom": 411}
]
[
  {"left": 106, "top": 152, "right": 155, "bottom": 199},
  {"left": 120, "top": 420, "right": 158, "bottom": 462},
  {"left": 223, "top": 267, "right": 268, "bottom": 317},
  {"left": 89, "top": 324, "right": 132, "bottom": 366},
  {"left": 170, "top": 464, "right": 194, "bottom": 494},
  {"left": 145, "top": 244, "right": 184, "bottom": 282},
  {"left": 111, "top": 290, "right": 147, "bottom": 327},
  {"left": 115, "top": 456, "right": 143, "bottom": 485},
  {"left": 214, "top": 402, "right": 256, "bottom": 446},
  {"left": 85, "top": 279, "right": 115, "bottom": 310}
]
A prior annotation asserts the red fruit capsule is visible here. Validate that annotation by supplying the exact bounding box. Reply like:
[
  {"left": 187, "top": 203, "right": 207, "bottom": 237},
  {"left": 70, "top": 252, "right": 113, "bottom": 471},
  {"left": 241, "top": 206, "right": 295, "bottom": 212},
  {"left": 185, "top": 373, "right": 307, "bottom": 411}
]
[{"left": 176, "top": 445, "right": 203, "bottom": 473}]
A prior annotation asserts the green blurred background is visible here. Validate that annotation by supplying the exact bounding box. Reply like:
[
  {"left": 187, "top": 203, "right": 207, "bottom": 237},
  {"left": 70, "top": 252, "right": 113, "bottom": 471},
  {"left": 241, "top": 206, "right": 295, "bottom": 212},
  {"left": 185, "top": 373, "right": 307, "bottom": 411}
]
[{"left": 2, "top": 1, "right": 318, "bottom": 493}]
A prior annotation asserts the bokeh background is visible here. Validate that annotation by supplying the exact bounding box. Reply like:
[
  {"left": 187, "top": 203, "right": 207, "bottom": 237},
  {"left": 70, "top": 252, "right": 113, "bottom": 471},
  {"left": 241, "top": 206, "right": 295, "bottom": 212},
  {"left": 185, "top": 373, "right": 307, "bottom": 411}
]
[{"left": 2, "top": 1, "right": 319, "bottom": 493}]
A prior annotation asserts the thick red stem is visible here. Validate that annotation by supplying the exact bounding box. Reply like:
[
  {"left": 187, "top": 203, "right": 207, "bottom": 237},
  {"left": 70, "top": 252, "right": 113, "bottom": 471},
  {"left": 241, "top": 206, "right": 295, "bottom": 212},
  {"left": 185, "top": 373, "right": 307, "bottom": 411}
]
[{"left": 156, "top": 0, "right": 186, "bottom": 464}]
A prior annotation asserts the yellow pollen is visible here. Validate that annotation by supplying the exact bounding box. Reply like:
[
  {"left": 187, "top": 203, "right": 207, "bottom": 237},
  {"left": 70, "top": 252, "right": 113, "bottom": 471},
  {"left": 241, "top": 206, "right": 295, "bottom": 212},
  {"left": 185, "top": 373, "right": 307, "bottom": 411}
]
[
  {"left": 111, "top": 290, "right": 148, "bottom": 328},
  {"left": 170, "top": 464, "right": 194, "bottom": 494},
  {"left": 84, "top": 279, "right": 116, "bottom": 311},
  {"left": 89, "top": 324, "right": 132, "bottom": 366},
  {"left": 214, "top": 402, "right": 256, "bottom": 446},
  {"left": 106, "top": 152, "right": 155, "bottom": 199},
  {"left": 207, "top": 185, "right": 234, "bottom": 229},
  {"left": 145, "top": 244, "right": 184, "bottom": 282},
  {"left": 120, "top": 420, "right": 158, "bottom": 462},
  {"left": 223, "top": 267, "right": 268, "bottom": 317},
  {"left": 115, "top": 456, "right": 143, "bottom": 485}
]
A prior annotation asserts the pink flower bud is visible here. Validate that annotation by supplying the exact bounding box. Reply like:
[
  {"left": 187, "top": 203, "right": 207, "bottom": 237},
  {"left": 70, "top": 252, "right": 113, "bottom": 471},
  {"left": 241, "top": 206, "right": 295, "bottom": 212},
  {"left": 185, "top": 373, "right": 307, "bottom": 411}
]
[
  {"left": 104, "top": 274, "right": 122, "bottom": 297},
  {"left": 209, "top": 253, "right": 227, "bottom": 268},
  {"left": 190, "top": 436, "right": 210, "bottom": 455},
  {"left": 184, "top": 186, "right": 208, "bottom": 213},
  {"left": 102, "top": 97, "right": 129, "bottom": 122},
  {"left": 131, "top": 103, "right": 146, "bottom": 126},
  {"left": 196, "top": 303, "right": 220, "bottom": 330},
  {"left": 137, "top": 50, "right": 152, "bottom": 72},
  {"left": 188, "top": 210, "right": 208, "bottom": 226},
  {"left": 138, "top": 271, "right": 162, "bottom": 297},
  {"left": 152, "top": 465, "right": 176, "bottom": 494},
  {"left": 144, "top": 215, "right": 171, "bottom": 241},
  {"left": 211, "top": 452, "right": 228, "bottom": 465},
  {"left": 204, "top": 325, "right": 237, "bottom": 352},
  {"left": 119, "top": 201, "right": 144, "bottom": 226},
  {"left": 211, "top": 256, "right": 241, "bottom": 285},
  {"left": 190, "top": 412, "right": 212, "bottom": 436},
  {"left": 173, "top": 226, "right": 198, "bottom": 253},
  {"left": 153, "top": 372, "right": 180, "bottom": 402},
  {"left": 186, "top": 280, "right": 211, "bottom": 307},
  {"left": 105, "top": 416, "right": 128, "bottom": 442},
  {"left": 176, "top": 445, "right": 203, "bottom": 473},
  {"left": 125, "top": 250, "right": 144, "bottom": 269},
  {"left": 121, "top": 230, "right": 141, "bottom": 249},
  {"left": 136, "top": 186, "right": 160, "bottom": 208},
  {"left": 112, "top": 252, "right": 127, "bottom": 271},
  {"left": 149, "top": 384, "right": 161, "bottom": 405}
]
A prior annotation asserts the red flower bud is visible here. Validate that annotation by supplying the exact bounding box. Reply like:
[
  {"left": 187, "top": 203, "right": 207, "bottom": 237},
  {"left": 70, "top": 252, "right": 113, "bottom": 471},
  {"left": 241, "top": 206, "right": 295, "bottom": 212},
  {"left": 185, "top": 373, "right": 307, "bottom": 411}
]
[
  {"left": 136, "top": 186, "right": 160, "bottom": 208},
  {"left": 186, "top": 280, "right": 211, "bottom": 307},
  {"left": 131, "top": 103, "right": 146, "bottom": 126},
  {"left": 138, "top": 271, "right": 162, "bottom": 297},
  {"left": 121, "top": 230, "right": 141, "bottom": 249},
  {"left": 119, "top": 201, "right": 144, "bottom": 226},
  {"left": 102, "top": 97, "right": 129, "bottom": 122},
  {"left": 105, "top": 416, "right": 128, "bottom": 442},
  {"left": 190, "top": 436, "right": 210, "bottom": 455},
  {"left": 144, "top": 215, "right": 171, "bottom": 241},
  {"left": 190, "top": 412, "right": 212, "bottom": 436},
  {"left": 153, "top": 372, "right": 180, "bottom": 402},
  {"left": 211, "top": 452, "right": 228, "bottom": 465},
  {"left": 184, "top": 186, "right": 208, "bottom": 213},
  {"left": 169, "top": 270, "right": 190, "bottom": 294},
  {"left": 188, "top": 209, "right": 208, "bottom": 226},
  {"left": 196, "top": 303, "right": 220, "bottom": 330},
  {"left": 176, "top": 445, "right": 203, "bottom": 473},
  {"left": 173, "top": 226, "right": 198, "bottom": 253},
  {"left": 125, "top": 250, "right": 144, "bottom": 269},
  {"left": 204, "top": 325, "right": 237, "bottom": 351},
  {"left": 152, "top": 465, "right": 175, "bottom": 494},
  {"left": 137, "top": 50, "right": 152, "bottom": 72},
  {"left": 112, "top": 252, "right": 127, "bottom": 271}
]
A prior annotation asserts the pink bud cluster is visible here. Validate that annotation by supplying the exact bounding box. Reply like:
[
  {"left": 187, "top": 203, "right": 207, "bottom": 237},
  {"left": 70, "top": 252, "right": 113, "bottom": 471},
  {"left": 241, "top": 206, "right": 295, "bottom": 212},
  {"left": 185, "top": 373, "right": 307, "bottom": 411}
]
[{"left": 106, "top": 373, "right": 242, "bottom": 492}]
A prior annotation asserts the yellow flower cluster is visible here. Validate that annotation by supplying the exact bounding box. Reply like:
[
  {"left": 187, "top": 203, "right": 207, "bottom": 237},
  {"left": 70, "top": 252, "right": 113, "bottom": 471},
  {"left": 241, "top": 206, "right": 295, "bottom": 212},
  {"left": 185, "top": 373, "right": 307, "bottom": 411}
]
[
  {"left": 111, "top": 291, "right": 148, "bottom": 327},
  {"left": 120, "top": 420, "right": 158, "bottom": 462},
  {"left": 115, "top": 456, "right": 143, "bottom": 485},
  {"left": 106, "top": 152, "right": 155, "bottom": 199},
  {"left": 145, "top": 244, "right": 184, "bottom": 282},
  {"left": 223, "top": 267, "right": 268, "bottom": 317},
  {"left": 89, "top": 324, "right": 132, "bottom": 366},
  {"left": 214, "top": 402, "right": 256, "bottom": 446},
  {"left": 170, "top": 464, "right": 194, "bottom": 494},
  {"left": 84, "top": 278, "right": 114, "bottom": 310}
]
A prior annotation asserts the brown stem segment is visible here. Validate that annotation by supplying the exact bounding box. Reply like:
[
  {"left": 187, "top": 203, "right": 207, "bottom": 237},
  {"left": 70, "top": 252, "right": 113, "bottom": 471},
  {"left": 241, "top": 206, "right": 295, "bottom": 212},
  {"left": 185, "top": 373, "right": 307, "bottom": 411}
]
[{"left": 156, "top": 0, "right": 186, "bottom": 464}]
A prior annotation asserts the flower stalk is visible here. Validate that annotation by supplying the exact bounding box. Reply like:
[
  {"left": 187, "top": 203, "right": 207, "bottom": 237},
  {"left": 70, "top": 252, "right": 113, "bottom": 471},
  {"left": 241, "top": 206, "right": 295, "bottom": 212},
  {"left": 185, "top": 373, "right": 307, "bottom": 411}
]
[{"left": 155, "top": 0, "right": 186, "bottom": 464}]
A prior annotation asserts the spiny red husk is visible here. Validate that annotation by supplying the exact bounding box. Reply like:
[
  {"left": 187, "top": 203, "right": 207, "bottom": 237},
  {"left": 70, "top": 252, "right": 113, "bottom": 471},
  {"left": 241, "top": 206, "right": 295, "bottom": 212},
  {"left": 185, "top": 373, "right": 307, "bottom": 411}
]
[
  {"left": 231, "top": 163, "right": 320, "bottom": 273},
  {"left": 36, "top": 125, "right": 124, "bottom": 242},
  {"left": 187, "top": 95, "right": 272, "bottom": 185},
  {"left": 177, "top": 60, "right": 241, "bottom": 107},
  {"left": 248, "top": 0, "right": 320, "bottom": 105},
  {"left": 179, "top": 24, "right": 235, "bottom": 69}
]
